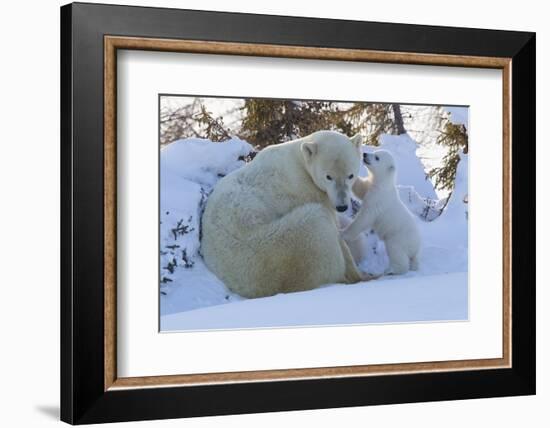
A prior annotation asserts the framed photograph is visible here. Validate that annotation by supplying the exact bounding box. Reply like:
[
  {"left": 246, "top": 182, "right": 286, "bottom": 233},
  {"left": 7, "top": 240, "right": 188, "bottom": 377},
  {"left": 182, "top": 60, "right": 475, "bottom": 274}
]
[{"left": 60, "top": 2, "right": 536, "bottom": 424}]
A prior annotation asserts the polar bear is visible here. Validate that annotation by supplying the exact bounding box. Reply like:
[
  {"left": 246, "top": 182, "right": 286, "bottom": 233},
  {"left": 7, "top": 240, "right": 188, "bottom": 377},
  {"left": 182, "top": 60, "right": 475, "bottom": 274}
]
[
  {"left": 201, "top": 131, "right": 366, "bottom": 298},
  {"left": 341, "top": 149, "right": 421, "bottom": 275}
]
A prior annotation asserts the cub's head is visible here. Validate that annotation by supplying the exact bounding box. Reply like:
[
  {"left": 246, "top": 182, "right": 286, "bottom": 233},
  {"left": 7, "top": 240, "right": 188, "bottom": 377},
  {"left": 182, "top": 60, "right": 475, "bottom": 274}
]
[
  {"left": 301, "top": 131, "right": 362, "bottom": 213},
  {"left": 363, "top": 150, "right": 396, "bottom": 181}
]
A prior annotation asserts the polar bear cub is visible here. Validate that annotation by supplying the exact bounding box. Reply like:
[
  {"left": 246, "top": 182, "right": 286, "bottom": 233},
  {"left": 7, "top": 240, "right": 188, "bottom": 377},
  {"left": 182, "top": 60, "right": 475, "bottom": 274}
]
[{"left": 341, "top": 149, "right": 421, "bottom": 274}]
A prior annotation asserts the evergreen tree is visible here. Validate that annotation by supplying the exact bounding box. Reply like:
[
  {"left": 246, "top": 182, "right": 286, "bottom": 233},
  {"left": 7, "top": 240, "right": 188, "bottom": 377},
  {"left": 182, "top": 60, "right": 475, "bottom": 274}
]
[
  {"left": 195, "top": 105, "right": 232, "bottom": 142},
  {"left": 240, "top": 100, "right": 343, "bottom": 148},
  {"left": 239, "top": 100, "right": 407, "bottom": 148},
  {"left": 429, "top": 121, "right": 468, "bottom": 191}
]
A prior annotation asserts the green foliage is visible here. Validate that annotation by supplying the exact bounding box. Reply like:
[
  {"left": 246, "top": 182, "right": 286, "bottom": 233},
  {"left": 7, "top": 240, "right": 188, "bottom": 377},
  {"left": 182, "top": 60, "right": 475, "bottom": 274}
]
[{"left": 429, "top": 122, "right": 468, "bottom": 191}]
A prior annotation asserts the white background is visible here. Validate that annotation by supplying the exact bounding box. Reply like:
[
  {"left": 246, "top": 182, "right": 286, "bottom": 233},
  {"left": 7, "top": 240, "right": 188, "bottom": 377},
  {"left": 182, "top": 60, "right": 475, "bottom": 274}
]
[
  {"left": 0, "top": 0, "right": 546, "bottom": 427},
  {"left": 118, "top": 51, "right": 502, "bottom": 377}
]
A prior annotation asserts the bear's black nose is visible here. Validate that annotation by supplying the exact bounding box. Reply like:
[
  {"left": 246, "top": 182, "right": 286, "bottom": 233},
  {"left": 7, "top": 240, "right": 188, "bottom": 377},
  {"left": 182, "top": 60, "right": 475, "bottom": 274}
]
[{"left": 336, "top": 205, "right": 348, "bottom": 212}]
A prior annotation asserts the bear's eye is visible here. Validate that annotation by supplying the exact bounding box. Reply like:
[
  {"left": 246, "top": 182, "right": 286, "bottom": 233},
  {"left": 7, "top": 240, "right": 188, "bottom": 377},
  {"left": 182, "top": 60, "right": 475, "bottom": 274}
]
[
  {"left": 348, "top": 174, "right": 354, "bottom": 180},
  {"left": 326, "top": 175, "right": 333, "bottom": 181},
  {"left": 375, "top": 155, "right": 379, "bottom": 161}
]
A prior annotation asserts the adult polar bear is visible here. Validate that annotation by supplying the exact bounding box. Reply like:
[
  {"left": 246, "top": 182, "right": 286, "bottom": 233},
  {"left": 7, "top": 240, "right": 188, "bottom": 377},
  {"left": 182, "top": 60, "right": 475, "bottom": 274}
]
[{"left": 201, "top": 131, "right": 365, "bottom": 298}]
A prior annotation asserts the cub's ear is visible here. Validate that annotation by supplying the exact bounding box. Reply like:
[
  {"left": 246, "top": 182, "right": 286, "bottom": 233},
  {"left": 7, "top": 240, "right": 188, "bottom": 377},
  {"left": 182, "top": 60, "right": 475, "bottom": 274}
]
[
  {"left": 301, "top": 141, "right": 317, "bottom": 160},
  {"left": 350, "top": 134, "right": 363, "bottom": 148}
]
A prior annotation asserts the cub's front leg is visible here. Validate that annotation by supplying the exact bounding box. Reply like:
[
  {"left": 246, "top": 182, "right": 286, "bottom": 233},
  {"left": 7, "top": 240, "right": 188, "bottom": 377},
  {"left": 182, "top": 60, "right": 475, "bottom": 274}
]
[{"left": 341, "top": 204, "right": 375, "bottom": 243}]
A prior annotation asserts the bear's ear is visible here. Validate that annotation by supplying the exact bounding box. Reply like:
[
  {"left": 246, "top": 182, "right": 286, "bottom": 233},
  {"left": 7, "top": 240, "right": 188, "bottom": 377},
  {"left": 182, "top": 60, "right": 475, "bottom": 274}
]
[
  {"left": 350, "top": 134, "right": 363, "bottom": 148},
  {"left": 301, "top": 141, "right": 317, "bottom": 160}
]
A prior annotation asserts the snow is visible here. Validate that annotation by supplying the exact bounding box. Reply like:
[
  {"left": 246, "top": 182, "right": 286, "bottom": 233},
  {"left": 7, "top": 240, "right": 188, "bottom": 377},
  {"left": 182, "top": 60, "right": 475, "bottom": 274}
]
[
  {"left": 377, "top": 133, "right": 437, "bottom": 199},
  {"left": 162, "top": 272, "right": 467, "bottom": 330},
  {"left": 402, "top": 105, "right": 447, "bottom": 179},
  {"left": 419, "top": 151, "right": 468, "bottom": 249},
  {"left": 402, "top": 105, "right": 468, "bottom": 198},
  {"left": 161, "top": 137, "right": 252, "bottom": 187},
  {"left": 159, "top": 138, "right": 253, "bottom": 314},
  {"left": 160, "top": 133, "right": 468, "bottom": 331}
]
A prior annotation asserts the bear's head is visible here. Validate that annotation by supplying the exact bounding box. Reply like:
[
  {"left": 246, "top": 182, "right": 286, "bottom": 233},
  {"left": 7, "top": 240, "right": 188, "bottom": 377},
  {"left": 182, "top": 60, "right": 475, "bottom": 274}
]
[
  {"left": 363, "top": 150, "right": 396, "bottom": 182},
  {"left": 301, "top": 131, "right": 362, "bottom": 213}
]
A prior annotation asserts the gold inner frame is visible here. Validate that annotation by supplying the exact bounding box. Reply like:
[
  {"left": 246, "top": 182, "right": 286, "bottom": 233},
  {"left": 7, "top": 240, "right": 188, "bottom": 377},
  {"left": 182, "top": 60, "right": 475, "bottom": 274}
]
[{"left": 104, "top": 35, "right": 512, "bottom": 391}]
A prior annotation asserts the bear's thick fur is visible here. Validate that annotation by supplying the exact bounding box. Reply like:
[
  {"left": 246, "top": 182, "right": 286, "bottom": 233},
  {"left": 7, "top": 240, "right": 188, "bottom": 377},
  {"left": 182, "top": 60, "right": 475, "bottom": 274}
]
[
  {"left": 342, "top": 149, "right": 421, "bottom": 275},
  {"left": 201, "top": 131, "right": 365, "bottom": 298}
]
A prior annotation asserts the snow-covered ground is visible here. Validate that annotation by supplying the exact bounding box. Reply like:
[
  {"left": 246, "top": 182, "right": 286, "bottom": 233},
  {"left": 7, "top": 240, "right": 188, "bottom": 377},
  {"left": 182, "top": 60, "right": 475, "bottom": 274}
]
[
  {"left": 162, "top": 272, "right": 467, "bottom": 330},
  {"left": 159, "top": 123, "right": 469, "bottom": 331}
]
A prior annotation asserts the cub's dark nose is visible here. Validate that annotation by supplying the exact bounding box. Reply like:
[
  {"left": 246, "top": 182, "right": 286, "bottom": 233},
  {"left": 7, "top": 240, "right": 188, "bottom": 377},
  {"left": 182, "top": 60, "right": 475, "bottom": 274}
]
[{"left": 336, "top": 205, "right": 348, "bottom": 213}]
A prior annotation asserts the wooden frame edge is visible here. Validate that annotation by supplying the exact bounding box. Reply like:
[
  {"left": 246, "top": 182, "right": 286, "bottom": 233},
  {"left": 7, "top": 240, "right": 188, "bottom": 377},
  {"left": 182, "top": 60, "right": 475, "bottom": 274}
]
[
  {"left": 502, "top": 61, "right": 513, "bottom": 369},
  {"left": 105, "top": 35, "right": 511, "bottom": 68},
  {"left": 104, "top": 36, "right": 117, "bottom": 390},
  {"left": 110, "top": 357, "right": 508, "bottom": 390},
  {"left": 103, "top": 35, "right": 513, "bottom": 391}
]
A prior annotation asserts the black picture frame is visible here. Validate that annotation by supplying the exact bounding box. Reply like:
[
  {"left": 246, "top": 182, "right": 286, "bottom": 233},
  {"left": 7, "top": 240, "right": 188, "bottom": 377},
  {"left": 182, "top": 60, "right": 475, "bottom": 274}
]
[{"left": 61, "top": 2, "right": 536, "bottom": 424}]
